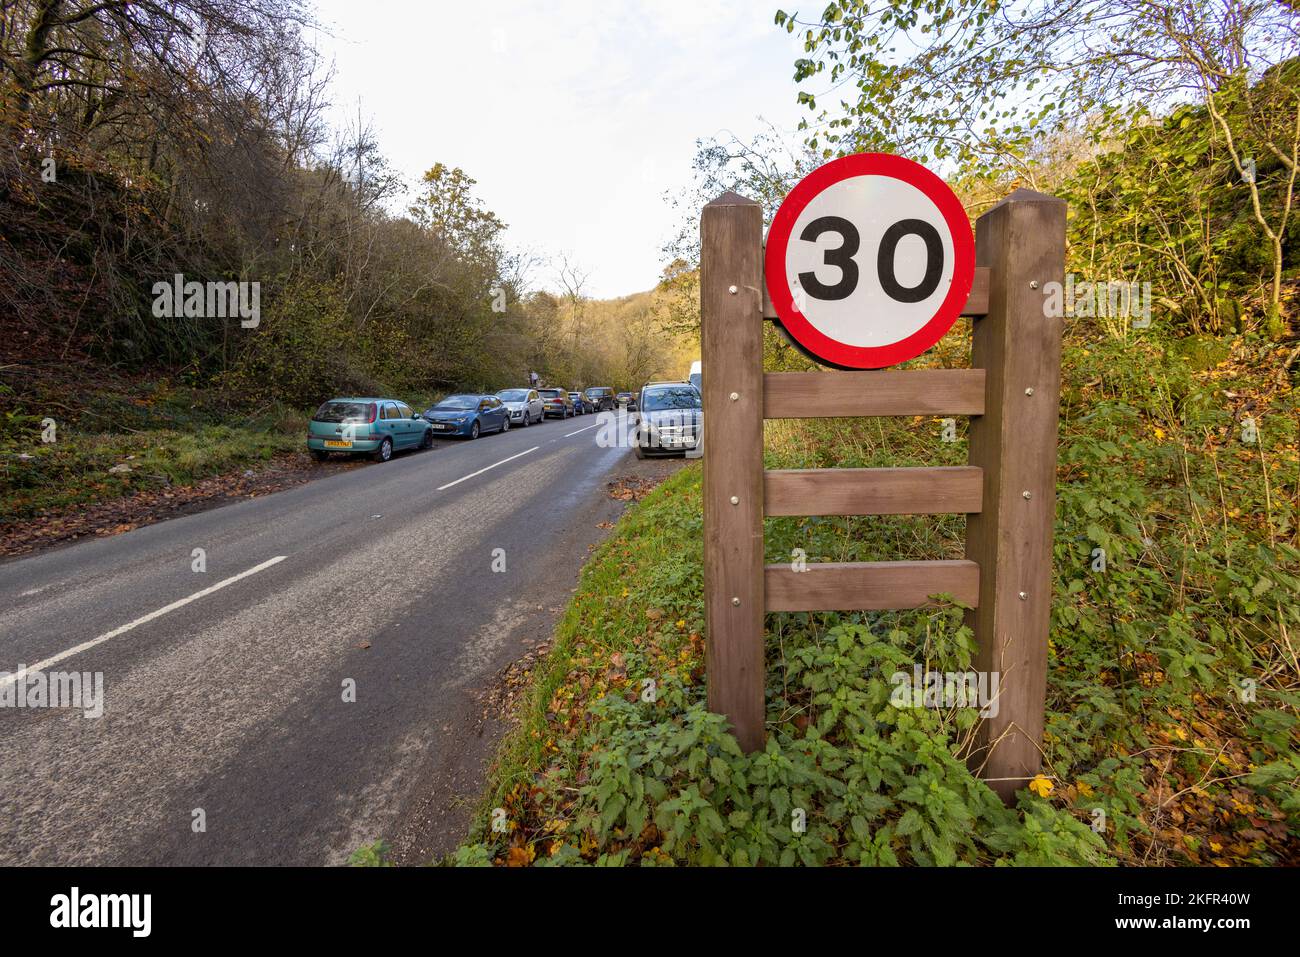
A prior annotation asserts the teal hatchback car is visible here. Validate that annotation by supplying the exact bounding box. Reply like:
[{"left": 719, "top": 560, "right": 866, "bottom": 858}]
[{"left": 307, "top": 398, "right": 432, "bottom": 463}]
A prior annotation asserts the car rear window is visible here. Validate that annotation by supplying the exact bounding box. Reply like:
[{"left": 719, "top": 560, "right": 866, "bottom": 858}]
[
  {"left": 586, "top": 388, "right": 611, "bottom": 396},
  {"left": 313, "top": 401, "right": 372, "bottom": 423},
  {"left": 539, "top": 389, "right": 563, "bottom": 398},
  {"left": 641, "top": 387, "right": 701, "bottom": 411}
]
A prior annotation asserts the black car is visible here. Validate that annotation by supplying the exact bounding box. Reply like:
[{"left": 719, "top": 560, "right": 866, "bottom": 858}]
[{"left": 583, "top": 386, "right": 616, "bottom": 412}]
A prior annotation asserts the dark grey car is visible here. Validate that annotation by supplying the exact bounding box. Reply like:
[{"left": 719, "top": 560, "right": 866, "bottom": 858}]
[
  {"left": 583, "top": 386, "right": 616, "bottom": 412},
  {"left": 539, "top": 387, "right": 574, "bottom": 418}
]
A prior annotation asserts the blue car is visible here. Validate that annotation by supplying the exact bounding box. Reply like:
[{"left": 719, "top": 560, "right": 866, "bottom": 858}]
[{"left": 422, "top": 394, "right": 511, "bottom": 439}]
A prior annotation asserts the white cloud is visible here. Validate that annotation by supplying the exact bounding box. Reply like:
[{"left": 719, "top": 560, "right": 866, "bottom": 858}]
[{"left": 309, "top": 0, "right": 807, "bottom": 297}]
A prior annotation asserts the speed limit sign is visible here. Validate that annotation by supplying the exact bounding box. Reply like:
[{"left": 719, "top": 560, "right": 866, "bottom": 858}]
[{"left": 765, "top": 153, "right": 975, "bottom": 369}]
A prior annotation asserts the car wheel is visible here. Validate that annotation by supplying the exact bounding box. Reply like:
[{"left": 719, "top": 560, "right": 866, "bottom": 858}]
[
  {"left": 501, "top": 416, "right": 510, "bottom": 433},
  {"left": 419, "top": 429, "right": 432, "bottom": 450},
  {"left": 373, "top": 437, "right": 393, "bottom": 462},
  {"left": 469, "top": 420, "right": 480, "bottom": 440},
  {"left": 310, "top": 450, "right": 329, "bottom": 463}
]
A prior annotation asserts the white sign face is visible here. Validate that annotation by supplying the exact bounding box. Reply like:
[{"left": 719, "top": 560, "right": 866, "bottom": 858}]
[
  {"left": 784, "top": 176, "right": 955, "bottom": 348},
  {"left": 765, "top": 153, "right": 975, "bottom": 369}
]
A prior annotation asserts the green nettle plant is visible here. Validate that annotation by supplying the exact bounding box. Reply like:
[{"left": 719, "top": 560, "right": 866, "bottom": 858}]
[{"left": 539, "top": 617, "right": 1107, "bottom": 867}]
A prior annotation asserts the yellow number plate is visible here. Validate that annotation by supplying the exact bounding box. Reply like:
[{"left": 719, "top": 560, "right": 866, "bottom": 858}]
[{"left": 323, "top": 440, "right": 353, "bottom": 449}]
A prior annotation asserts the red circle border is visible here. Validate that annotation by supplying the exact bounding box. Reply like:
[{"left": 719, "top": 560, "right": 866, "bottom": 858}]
[{"left": 764, "top": 153, "right": 975, "bottom": 369}]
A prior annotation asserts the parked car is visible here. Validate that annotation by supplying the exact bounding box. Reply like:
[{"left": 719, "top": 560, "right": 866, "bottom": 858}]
[
  {"left": 568, "top": 391, "right": 588, "bottom": 415},
  {"left": 497, "top": 388, "right": 544, "bottom": 426},
  {"left": 583, "top": 386, "right": 616, "bottom": 412},
  {"left": 538, "top": 387, "right": 574, "bottom": 418},
  {"left": 635, "top": 382, "right": 702, "bottom": 459},
  {"left": 308, "top": 398, "right": 431, "bottom": 463},
  {"left": 421, "top": 394, "right": 511, "bottom": 438},
  {"left": 616, "top": 391, "right": 638, "bottom": 412}
]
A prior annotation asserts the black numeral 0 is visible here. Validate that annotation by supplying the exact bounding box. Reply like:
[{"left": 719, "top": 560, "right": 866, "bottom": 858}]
[
  {"left": 877, "top": 218, "right": 943, "bottom": 303},
  {"left": 797, "top": 216, "right": 859, "bottom": 301}
]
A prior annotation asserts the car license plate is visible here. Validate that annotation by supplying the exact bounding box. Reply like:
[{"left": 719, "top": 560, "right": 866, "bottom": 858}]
[
  {"left": 324, "top": 440, "right": 352, "bottom": 449},
  {"left": 434, "top": 424, "right": 451, "bottom": 431}
]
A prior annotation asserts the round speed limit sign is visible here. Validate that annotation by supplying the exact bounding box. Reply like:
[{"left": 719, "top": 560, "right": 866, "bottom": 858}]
[{"left": 765, "top": 153, "right": 975, "bottom": 369}]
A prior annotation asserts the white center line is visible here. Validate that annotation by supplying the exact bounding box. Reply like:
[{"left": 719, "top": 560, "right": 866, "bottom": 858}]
[
  {"left": 1, "top": 555, "right": 287, "bottom": 687},
  {"left": 436, "top": 446, "right": 539, "bottom": 491},
  {"left": 564, "top": 424, "right": 600, "bottom": 437}
]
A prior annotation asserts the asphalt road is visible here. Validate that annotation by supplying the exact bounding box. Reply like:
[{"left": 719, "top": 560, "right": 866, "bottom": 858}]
[{"left": 0, "top": 412, "right": 667, "bottom": 865}]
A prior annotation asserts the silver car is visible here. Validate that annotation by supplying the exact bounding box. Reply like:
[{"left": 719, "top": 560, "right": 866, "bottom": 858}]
[
  {"left": 635, "top": 381, "right": 702, "bottom": 458},
  {"left": 496, "top": 388, "right": 544, "bottom": 426}
]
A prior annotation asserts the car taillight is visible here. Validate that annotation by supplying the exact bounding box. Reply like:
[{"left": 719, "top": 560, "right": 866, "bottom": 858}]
[{"left": 367, "top": 403, "right": 378, "bottom": 423}]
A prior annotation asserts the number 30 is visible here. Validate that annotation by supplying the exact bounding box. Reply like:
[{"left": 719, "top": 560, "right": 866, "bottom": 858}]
[{"left": 798, "top": 216, "right": 944, "bottom": 304}]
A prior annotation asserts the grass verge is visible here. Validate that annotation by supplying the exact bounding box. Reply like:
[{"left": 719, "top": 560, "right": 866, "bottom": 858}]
[
  {"left": 452, "top": 330, "right": 1299, "bottom": 867},
  {"left": 1, "top": 371, "right": 447, "bottom": 525}
]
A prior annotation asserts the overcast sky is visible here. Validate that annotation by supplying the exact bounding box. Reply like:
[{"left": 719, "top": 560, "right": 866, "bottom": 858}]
[{"left": 309, "top": 0, "right": 808, "bottom": 298}]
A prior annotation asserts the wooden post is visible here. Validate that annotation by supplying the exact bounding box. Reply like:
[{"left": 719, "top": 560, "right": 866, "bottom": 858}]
[
  {"left": 964, "top": 188, "right": 1066, "bottom": 802},
  {"left": 701, "top": 191, "right": 765, "bottom": 753}
]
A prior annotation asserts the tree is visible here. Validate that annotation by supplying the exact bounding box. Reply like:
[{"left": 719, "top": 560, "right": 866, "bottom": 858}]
[
  {"left": 553, "top": 250, "right": 590, "bottom": 353},
  {"left": 780, "top": 0, "right": 1299, "bottom": 324}
]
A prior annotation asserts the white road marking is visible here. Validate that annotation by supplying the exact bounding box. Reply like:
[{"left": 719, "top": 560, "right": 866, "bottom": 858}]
[
  {"left": 564, "top": 424, "right": 600, "bottom": 437},
  {"left": 436, "top": 446, "right": 539, "bottom": 491},
  {"left": 0, "top": 555, "right": 287, "bottom": 686}
]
